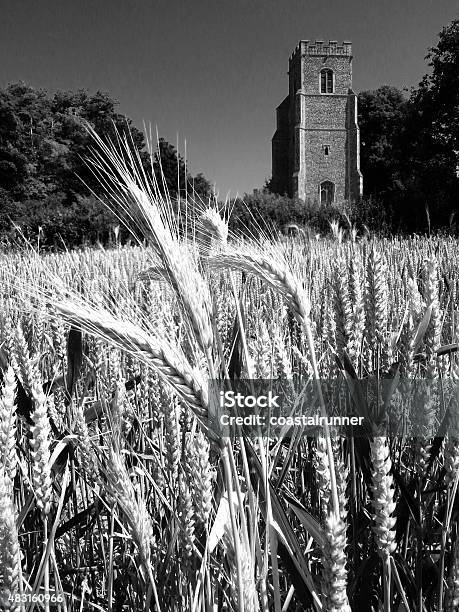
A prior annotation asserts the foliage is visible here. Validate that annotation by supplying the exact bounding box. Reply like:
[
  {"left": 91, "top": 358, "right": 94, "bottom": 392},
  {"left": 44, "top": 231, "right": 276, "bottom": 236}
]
[
  {"left": 0, "top": 83, "right": 212, "bottom": 247},
  {"left": 417, "top": 18, "right": 459, "bottom": 153},
  {"left": 403, "top": 19, "right": 459, "bottom": 229},
  {"left": 356, "top": 20, "right": 459, "bottom": 232},
  {"left": 153, "top": 138, "right": 212, "bottom": 202},
  {"left": 229, "top": 190, "right": 391, "bottom": 236},
  {"left": 358, "top": 86, "right": 409, "bottom": 197}
]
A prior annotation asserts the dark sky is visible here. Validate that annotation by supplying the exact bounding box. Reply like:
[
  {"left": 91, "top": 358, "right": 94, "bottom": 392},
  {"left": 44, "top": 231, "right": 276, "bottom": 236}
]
[{"left": 1, "top": 1, "right": 457, "bottom": 197}]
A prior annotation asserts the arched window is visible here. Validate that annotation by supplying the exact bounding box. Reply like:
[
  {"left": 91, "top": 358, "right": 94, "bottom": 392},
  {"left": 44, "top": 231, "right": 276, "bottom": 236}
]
[
  {"left": 320, "top": 181, "right": 334, "bottom": 205},
  {"left": 324, "top": 145, "right": 330, "bottom": 156},
  {"left": 320, "top": 69, "right": 333, "bottom": 93}
]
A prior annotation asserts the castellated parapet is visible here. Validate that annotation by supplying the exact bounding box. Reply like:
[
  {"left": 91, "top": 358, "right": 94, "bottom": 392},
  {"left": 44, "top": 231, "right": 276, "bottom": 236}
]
[
  {"left": 290, "top": 40, "right": 353, "bottom": 59},
  {"left": 272, "top": 39, "right": 363, "bottom": 204}
]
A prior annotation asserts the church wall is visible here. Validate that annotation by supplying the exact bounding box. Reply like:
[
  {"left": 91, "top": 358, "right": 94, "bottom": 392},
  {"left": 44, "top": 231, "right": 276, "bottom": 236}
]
[{"left": 299, "top": 129, "right": 347, "bottom": 202}]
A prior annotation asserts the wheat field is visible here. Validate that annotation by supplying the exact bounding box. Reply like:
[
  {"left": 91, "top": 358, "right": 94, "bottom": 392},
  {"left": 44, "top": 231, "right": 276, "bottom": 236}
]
[{"left": 0, "top": 133, "right": 458, "bottom": 612}]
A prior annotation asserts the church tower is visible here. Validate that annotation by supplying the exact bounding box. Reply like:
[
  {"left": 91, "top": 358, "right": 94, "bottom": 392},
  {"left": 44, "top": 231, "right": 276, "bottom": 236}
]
[{"left": 272, "top": 40, "right": 363, "bottom": 204}]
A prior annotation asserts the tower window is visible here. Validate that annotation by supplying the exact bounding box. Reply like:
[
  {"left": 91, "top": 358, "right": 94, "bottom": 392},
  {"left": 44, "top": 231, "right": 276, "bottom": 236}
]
[
  {"left": 320, "top": 181, "right": 334, "bottom": 205},
  {"left": 320, "top": 69, "right": 334, "bottom": 93},
  {"left": 324, "top": 145, "right": 330, "bottom": 156}
]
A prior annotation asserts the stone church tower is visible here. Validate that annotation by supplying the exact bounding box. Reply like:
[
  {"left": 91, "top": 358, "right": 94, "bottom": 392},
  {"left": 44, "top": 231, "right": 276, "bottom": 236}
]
[{"left": 272, "top": 40, "right": 363, "bottom": 204}]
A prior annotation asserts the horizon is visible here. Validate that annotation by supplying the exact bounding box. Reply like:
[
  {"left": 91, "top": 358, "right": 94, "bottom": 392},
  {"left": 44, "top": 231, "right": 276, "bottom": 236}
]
[{"left": 1, "top": 0, "right": 458, "bottom": 198}]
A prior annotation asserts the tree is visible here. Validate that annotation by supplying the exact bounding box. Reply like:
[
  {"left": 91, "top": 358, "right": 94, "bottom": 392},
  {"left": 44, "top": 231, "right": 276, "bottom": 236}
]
[
  {"left": 358, "top": 86, "right": 409, "bottom": 197},
  {"left": 0, "top": 83, "right": 146, "bottom": 202},
  {"left": 404, "top": 19, "right": 459, "bottom": 227},
  {"left": 153, "top": 139, "right": 186, "bottom": 199},
  {"left": 357, "top": 16, "right": 459, "bottom": 233},
  {"left": 0, "top": 83, "right": 213, "bottom": 245},
  {"left": 189, "top": 172, "right": 213, "bottom": 201},
  {"left": 415, "top": 19, "right": 459, "bottom": 153},
  {"left": 153, "top": 138, "right": 212, "bottom": 201},
  {"left": 0, "top": 83, "right": 139, "bottom": 244},
  {"left": 50, "top": 88, "right": 148, "bottom": 200},
  {"left": 0, "top": 83, "right": 51, "bottom": 199}
]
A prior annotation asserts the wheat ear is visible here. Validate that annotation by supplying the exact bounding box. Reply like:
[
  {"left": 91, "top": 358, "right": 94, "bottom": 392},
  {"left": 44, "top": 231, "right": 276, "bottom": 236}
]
[
  {"left": 29, "top": 383, "right": 53, "bottom": 517},
  {"left": 187, "top": 430, "right": 213, "bottom": 525},
  {"left": 370, "top": 436, "right": 396, "bottom": 557},
  {"left": 0, "top": 466, "right": 21, "bottom": 612},
  {"left": 370, "top": 435, "right": 396, "bottom": 611},
  {"left": 104, "top": 446, "right": 155, "bottom": 569},
  {"left": 0, "top": 367, "right": 17, "bottom": 493},
  {"left": 322, "top": 510, "right": 351, "bottom": 612}
]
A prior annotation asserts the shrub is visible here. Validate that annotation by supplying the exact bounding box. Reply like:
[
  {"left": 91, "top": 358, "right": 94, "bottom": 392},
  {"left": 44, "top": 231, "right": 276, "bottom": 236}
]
[{"left": 228, "top": 190, "right": 392, "bottom": 236}]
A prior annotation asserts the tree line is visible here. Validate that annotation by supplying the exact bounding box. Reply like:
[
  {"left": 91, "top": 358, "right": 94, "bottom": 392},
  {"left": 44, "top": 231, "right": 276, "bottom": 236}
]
[
  {"left": 0, "top": 85, "right": 212, "bottom": 247},
  {"left": 357, "top": 16, "right": 458, "bottom": 232}
]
